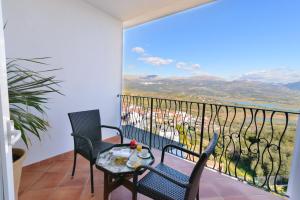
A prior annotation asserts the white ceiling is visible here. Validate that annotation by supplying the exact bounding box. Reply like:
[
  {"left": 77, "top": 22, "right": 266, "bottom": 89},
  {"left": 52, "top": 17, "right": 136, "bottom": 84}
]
[{"left": 83, "top": 0, "right": 214, "bottom": 28}]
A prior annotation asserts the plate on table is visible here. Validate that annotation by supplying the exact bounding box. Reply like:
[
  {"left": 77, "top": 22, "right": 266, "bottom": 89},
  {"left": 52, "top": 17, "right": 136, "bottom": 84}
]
[
  {"left": 137, "top": 152, "right": 151, "bottom": 159},
  {"left": 126, "top": 160, "right": 139, "bottom": 169}
]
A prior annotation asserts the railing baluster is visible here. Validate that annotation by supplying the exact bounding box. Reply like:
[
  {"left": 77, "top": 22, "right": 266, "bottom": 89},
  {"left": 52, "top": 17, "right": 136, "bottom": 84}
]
[
  {"left": 199, "top": 103, "right": 206, "bottom": 155},
  {"left": 149, "top": 97, "right": 153, "bottom": 149}
]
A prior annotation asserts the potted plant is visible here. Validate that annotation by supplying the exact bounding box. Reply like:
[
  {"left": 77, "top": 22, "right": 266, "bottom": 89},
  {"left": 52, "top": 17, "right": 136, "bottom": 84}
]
[{"left": 7, "top": 57, "right": 62, "bottom": 197}]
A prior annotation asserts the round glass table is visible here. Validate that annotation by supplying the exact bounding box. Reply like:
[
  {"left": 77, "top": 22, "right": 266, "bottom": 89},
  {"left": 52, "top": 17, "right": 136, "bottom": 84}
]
[{"left": 95, "top": 144, "right": 155, "bottom": 200}]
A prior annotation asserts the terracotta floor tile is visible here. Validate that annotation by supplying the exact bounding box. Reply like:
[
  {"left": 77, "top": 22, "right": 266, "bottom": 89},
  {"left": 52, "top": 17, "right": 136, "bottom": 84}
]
[
  {"left": 18, "top": 171, "right": 44, "bottom": 194},
  {"left": 19, "top": 188, "right": 54, "bottom": 200},
  {"left": 19, "top": 136, "right": 284, "bottom": 200},
  {"left": 59, "top": 171, "right": 89, "bottom": 188},
  {"left": 216, "top": 185, "right": 244, "bottom": 197},
  {"left": 104, "top": 136, "right": 122, "bottom": 144},
  {"left": 80, "top": 184, "right": 103, "bottom": 200},
  {"left": 51, "top": 151, "right": 74, "bottom": 161},
  {"left": 223, "top": 195, "right": 251, "bottom": 200},
  {"left": 63, "top": 151, "right": 76, "bottom": 160},
  {"left": 247, "top": 194, "right": 287, "bottom": 200},
  {"left": 30, "top": 172, "right": 67, "bottom": 190},
  {"left": 110, "top": 186, "right": 132, "bottom": 200},
  {"left": 74, "top": 156, "right": 91, "bottom": 172},
  {"left": 22, "top": 159, "right": 54, "bottom": 173},
  {"left": 49, "top": 187, "right": 83, "bottom": 200},
  {"left": 235, "top": 182, "right": 271, "bottom": 196},
  {"left": 199, "top": 184, "right": 220, "bottom": 198},
  {"left": 86, "top": 175, "right": 104, "bottom": 188},
  {"left": 47, "top": 160, "right": 73, "bottom": 173},
  {"left": 201, "top": 198, "right": 224, "bottom": 200}
]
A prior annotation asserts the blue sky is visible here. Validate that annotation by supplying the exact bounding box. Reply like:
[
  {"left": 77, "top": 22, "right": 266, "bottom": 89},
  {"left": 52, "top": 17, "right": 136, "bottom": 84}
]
[{"left": 123, "top": 0, "right": 300, "bottom": 83}]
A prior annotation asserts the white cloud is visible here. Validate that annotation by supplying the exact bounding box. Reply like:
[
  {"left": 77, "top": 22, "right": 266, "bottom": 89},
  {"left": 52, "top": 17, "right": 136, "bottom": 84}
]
[
  {"left": 139, "top": 56, "right": 173, "bottom": 66},
  {"left": 132, "top": 47, "right": 201, "bottom": 71},
  {"left": 238, "top": 67, "right": 300, "bottom": 83},
  {"left": 132, "top": 46, "right": 173, "bottom": 66},
  {"left": 176, "top": 62, "right": 201, "bottom": 71},
  {"left": 132, "top": 47, "right": 145, "bottom": 54}
]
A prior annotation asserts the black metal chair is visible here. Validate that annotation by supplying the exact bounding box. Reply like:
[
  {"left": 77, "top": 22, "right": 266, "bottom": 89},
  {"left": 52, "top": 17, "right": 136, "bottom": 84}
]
[
  {"left": 68, "top": 109, "right": 123, "bottom": 194},
  {"left": 133, "top": 132, "right": 218, "bottom": 200}
]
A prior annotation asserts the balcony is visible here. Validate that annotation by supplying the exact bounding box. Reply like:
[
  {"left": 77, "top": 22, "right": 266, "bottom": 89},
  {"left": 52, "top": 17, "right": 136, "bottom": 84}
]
[
  {"left": 19, "top": 136, "right": 285, "bottom": 200},
  {"left": 2, "top": 1, "right": 300, "bottom": 200},
  {"left": 17, "top": 94, "right": 298, "bottom": 200}
]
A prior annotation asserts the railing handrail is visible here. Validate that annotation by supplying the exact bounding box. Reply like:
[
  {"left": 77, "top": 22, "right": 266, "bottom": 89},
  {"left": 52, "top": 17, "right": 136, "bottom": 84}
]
[{"left": 120, "top": 94, "right": 300, "bottom": 115}]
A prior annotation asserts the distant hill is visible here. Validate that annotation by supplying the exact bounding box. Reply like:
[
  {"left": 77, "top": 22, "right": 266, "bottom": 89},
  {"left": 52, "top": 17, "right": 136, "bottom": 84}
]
[
  {"left": 123, "top": 75, "right": 300, "bottom": 112},
  {"left": 286, "top": 82, "right": 300, "bottom": 90}
]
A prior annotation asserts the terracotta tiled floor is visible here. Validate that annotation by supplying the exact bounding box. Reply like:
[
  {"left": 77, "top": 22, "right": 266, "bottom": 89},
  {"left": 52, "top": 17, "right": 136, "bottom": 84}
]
[{"left": 19, "top": 137, "right": 285, "bottom": 200}]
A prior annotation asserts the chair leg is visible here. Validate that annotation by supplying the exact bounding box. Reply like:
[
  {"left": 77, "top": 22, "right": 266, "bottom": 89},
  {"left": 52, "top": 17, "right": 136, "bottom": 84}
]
[
  {"left": 71, "top": 152, "right": 77, "bottom": 177},
  {"left": 132, "top": 173, "right": 137, "bottom": 200},
  {"left": 132, "top": 191, "right": 137, "bottom": 200},
  {"left": 90, "top": 162, "right": 94, "bottom": 194},
  {"left": 104, "top": 173, "right": 109, "bottom": 200},
  {"left": 196, "top": 189, "right": 199, "bottom": 200}
]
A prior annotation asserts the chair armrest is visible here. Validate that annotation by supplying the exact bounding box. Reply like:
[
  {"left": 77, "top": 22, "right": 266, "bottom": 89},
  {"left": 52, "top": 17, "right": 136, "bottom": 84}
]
[
  {"left": 161, "top": 144, "right": 199, "bottom": 163},
  {"left": 133, "top": 165, "right": 190, "bottom": 188},
  {"left": 100, "top": 125, "right": 124, "bottom": 144},
  {"left": 71, "top": 133, "right": 93, "bottom": 159}
]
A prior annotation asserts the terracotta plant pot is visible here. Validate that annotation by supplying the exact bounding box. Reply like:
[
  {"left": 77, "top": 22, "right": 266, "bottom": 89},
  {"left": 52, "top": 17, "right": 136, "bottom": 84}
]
[{"left": 12, "top": 148, "right": 26, "bottom": 199}]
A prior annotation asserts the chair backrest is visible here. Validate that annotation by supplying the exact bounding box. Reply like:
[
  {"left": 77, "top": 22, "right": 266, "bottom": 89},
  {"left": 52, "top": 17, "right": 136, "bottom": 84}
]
[
  {"left": 68, "top": 109, "right": 102, "bottom": 142},
  {"left": 185, "top": 132, "right": 218, "bottom": 200}
]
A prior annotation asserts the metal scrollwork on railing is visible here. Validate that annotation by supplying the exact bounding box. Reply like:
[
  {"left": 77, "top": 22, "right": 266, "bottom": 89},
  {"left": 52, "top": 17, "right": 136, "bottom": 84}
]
[{"left": 120, "top": 94, "right": 299, "bottom": 196}]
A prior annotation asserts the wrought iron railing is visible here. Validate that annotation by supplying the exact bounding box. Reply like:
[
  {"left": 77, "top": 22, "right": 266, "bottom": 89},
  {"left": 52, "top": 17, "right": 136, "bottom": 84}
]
[{"left": 120, "top": 94, "right": 299, "bottom": 196}]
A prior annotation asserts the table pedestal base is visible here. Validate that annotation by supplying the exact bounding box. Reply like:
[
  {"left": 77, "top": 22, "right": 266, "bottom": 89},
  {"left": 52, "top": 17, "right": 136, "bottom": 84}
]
[{"left": 104, "top": 173, "right": 134, "bottom": 200}]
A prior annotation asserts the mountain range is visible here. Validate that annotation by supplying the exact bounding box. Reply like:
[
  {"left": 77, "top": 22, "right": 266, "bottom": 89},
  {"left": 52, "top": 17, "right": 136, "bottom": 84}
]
[
  {"left": 123, "top": 75, "right": 300, "bottom": 112},
  {"left": 286, "top": 82, "right": 300, "bottom": 91}
]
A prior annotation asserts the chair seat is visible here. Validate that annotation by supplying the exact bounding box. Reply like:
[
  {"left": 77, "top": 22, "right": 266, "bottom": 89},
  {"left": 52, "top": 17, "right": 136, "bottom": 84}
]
[{"left": 138, "top": 163, "right": 189, "bottom": 200}]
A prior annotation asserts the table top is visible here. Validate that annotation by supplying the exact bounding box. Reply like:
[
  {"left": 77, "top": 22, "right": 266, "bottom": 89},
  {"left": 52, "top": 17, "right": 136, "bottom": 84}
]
[{"left": 95, "top": 144, "right": 155, "bottom": 175}]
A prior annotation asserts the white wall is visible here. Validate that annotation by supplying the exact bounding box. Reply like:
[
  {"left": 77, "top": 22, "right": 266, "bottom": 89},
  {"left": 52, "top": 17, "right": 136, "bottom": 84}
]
[{"left": 3, "top": 0, "right": 123, "bottom": 165}]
